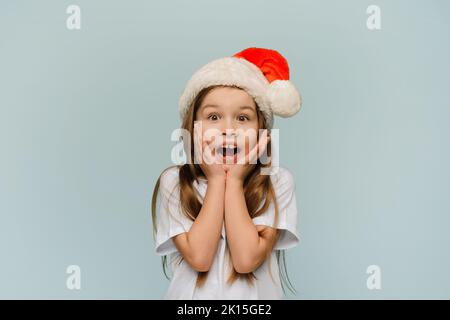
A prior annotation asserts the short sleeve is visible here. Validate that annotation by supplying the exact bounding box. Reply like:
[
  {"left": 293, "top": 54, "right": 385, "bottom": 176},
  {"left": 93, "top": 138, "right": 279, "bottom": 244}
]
[
  {"left": 252, "top": 167, "right": 300, "bottom": 250},
  {"left": 154, "top": 167, "right": 194, "bottom": 256}
]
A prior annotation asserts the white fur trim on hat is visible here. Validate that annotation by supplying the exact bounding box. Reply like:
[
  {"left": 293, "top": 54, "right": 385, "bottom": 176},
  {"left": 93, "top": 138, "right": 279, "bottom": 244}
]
[
  {"left": 178, "top": 56, "right": 302, "bottom": 128},
  {"left": 179, "top": 57, "right": 274, "bottom": 127}
]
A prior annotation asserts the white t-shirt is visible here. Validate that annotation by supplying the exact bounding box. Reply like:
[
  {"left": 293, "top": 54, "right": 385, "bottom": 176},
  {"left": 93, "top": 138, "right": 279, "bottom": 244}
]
[{"left": 154, "top": 166, "right": 300, "bottom": 300}]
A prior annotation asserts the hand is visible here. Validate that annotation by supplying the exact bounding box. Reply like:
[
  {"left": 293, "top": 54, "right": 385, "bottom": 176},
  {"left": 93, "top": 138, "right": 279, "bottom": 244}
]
[
  {"left": 223, "top": 129, "right": 270, "bottom": 184},
  {"left": 194, "top": 125, "right": 226, "bottom": 182}
]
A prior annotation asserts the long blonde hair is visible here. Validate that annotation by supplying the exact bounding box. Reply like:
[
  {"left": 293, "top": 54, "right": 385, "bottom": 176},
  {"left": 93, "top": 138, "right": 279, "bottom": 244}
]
[{"left": 151, "top": 85, "right": 295, "bottom": 293}]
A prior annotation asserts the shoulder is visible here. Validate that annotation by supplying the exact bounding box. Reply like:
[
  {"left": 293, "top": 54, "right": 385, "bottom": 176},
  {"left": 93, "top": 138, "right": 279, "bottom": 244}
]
[
  {"left": 160, "top": 165, "right": 180, "bottom": 181},
  {"left": 159, "top": 166, "right": 181, "bottom": 192},
  {"left": 269, "top": 166, "right": 295, "bottom": 190}
]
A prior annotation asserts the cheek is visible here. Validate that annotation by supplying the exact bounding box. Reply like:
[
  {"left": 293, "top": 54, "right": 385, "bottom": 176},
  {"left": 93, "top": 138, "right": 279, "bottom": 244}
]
[
  {"left": 201, "top": 124, "right": 223, "bottom": 146},
  {"left": 200, "top": 123, "right": 215, "bottom": 138}
]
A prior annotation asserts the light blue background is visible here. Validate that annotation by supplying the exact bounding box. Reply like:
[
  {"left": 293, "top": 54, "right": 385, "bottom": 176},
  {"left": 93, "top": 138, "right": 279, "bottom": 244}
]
[{"left": 1, "top": 0, "right": 449, "bottom": 299}]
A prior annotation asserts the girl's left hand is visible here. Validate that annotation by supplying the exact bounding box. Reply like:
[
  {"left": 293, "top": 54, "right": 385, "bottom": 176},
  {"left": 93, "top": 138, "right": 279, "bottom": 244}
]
[{"left": 224, "top": 129, "right": 270, "bottom": 184}]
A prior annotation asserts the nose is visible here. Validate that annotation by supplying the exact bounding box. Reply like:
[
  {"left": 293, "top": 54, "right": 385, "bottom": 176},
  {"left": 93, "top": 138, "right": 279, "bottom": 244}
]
[
  {"left": 220, "top": 119, "right": 237, "bottom": 137},
  {"left": 221, "top": 128, "right": 237, "bottom": 138},
  {"left": 221, "top": 129, "right": 238, "bottom": 147}
]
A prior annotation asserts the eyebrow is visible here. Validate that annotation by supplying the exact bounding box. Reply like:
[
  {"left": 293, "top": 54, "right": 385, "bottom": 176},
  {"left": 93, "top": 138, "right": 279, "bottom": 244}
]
[
  {"left": 239, "top": 106, "right": 256, "bottom": 112},
  {"left": 201, "top": 104, "right": 219, "bottom": 111},
  {"left": 201, "top": 104, "right": 256, "bottom": 113}
]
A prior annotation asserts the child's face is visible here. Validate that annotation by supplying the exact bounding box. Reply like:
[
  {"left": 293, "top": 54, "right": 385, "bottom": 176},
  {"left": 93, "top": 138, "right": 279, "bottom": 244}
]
[{"left": 195, "top": 86, "right": 261, "bottom": 164}]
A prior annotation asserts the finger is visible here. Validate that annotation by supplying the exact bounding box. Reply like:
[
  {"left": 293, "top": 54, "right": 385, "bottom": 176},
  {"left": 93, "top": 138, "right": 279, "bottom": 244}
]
[
  {"left": 248, "top": 142, "right": 259, "bottom": 164},
  {"left": 203, "top": 139, "right": 219, "bottom": 165},
  {"left": 202, "top": 140, "right": 211, "bottom": 164},
  {"left": 236, "top": 146, "right": 246, "bottom": 165},
  {"left": 193, "top": 126, "right": 203, "bottom": 164},
  {"left": 257, "top": 129, "right": 269, "bottom": 159},
  {"left": 248, "top": 129, "right": 268, "bottom": 164}
]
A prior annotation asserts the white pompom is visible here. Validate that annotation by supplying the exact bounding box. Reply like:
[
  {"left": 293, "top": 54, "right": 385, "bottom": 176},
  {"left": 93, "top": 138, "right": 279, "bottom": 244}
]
[{"left": 266, "top": 80, "right": 301, "bottom": 117}]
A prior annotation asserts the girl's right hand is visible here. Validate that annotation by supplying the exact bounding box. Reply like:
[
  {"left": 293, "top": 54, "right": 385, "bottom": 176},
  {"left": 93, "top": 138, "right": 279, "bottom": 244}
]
[{"left": 194, "top": 126, "right": 226, "bottom": 182}]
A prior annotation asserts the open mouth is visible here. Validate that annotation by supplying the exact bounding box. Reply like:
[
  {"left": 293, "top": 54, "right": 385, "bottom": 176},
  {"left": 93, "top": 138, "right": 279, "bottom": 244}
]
[{"left": 217, "top": 145, "right": 240, "bottom": 157}]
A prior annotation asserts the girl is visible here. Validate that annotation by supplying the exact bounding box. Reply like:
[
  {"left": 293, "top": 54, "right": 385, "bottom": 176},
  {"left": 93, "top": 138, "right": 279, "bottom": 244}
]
[{"left": 151, "top": 47, "right": 302, "bottom": 299}]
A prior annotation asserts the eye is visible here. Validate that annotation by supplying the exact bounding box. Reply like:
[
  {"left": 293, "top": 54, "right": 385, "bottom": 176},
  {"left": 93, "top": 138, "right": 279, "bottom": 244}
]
[
  {"left": 238, "top": 115, "right": 249, "bottom": 121},
  {"left": 208, "top": 113, "right": 220, "bottom": 121}
]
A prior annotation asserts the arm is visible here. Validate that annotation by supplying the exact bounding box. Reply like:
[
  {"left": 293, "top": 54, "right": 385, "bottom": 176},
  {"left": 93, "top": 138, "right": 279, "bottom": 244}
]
[
  {"left": 224, "top": 178, "right": 280, "bottom": 274},
  {"left": 173, "top": 177, "right": 225, "bottom": 272},
  {"left": 173, "top": 123, "right": 228, "bottom": 272}
]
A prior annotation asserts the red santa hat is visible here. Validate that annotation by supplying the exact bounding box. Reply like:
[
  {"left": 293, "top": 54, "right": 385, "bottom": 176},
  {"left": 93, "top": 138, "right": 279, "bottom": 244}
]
[{"left": 179, "top": 47, "right": 302, "bottom": 128}]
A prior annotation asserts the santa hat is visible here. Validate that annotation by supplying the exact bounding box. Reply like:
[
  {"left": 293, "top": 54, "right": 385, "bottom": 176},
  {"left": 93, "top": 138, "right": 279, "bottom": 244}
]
[{"left": 179, "top": 47, "right": 302, "bottom": 128}]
